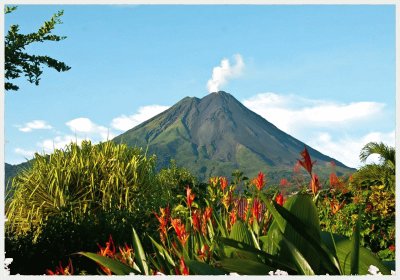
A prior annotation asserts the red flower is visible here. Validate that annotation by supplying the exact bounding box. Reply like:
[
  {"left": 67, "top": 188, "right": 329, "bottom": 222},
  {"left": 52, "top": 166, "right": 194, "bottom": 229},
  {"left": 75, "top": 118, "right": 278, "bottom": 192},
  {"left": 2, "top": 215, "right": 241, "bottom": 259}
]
[
  {"left": 202, "top": 207, "right": 213, "bottom": 235},
  {"left": 171, "top": 218, "right": 189, "bottom": 246},
  {"left": 298, "top": 147, "right": 316, "bottom": 175},
  {"left": 279, "top": 178, "right": 288, "bottom": 187},
  {"left": 178, "top": 257, "right": 189, "bottom": 275},
  {"left": 46, "top": 259, "right": 74, "bottom": 275},
  {"left": 275, "top": 193, "right": 284, "bottom": 206},
  {"left": 192, "top": 210, "right": 201, "bottom": 232},
  {"left": 220, "top": 177, "right": 228, "bottom": 191},
  {"left": 186, "top": 186, "right": 195, "bottom": 208},
  {"left": 251, "top": 198, "right": 262, "bottom": 223},
  {"left": 389, "top": 244, "right": 395, "bottom": 252},
  {"left": 253, "top": 172, "right": 266, "bottom": 191},
  {"left": 310, "top": 174, "right": 321, "bottom": 195},
  {"left": 329, "top": 172, "right": 340, "bottom": 188},
  {"left": 198, "top": 244, "right": 211, "bottom": 261}
]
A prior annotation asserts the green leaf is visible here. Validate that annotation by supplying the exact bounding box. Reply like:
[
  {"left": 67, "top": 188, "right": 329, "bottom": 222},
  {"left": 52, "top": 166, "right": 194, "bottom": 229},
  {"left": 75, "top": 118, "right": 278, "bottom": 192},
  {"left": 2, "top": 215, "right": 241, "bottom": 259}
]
[
  {"left": 132, "top": 227, "right": 149, "bottom": 275},
  {"left": 335, "top": 239, "right": 391, "bottom": 275},
  {"left": 219, "top": 237, "right": 297, "bottom": 273},
  {"left": 278, "top": 235, "right": 315, "bottom": 275},
  {"left": 260, "top": 193, "right": 341, "bottom": 275},
  {"left": 218, "top": 258, "right": 276, "bottom": 275},
  {"left": 185, "top": 260, "right": 227, "bottom": 275},
  {"left": 148, "top": 235, "right": 175, "bottom": 266},
  {"left": 78, "top": 252, "right": 141, "bottom": 275}
]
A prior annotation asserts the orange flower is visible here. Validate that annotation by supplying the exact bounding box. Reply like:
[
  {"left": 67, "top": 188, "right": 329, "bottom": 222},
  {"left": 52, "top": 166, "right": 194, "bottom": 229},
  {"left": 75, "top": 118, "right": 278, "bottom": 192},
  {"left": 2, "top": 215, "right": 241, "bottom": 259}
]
[
  {"left": 298, "top": 147, "right": 316, "bottom": 175},
  {"left": 253, "top": 172, "right": 266, "bottom": 191},
  {"left": 219, "top": 177, "right": 228, "bottom": 191},
  {"left": 330, "top": 198, "right": 345, "bottom": 215},
  {"left": 229, "top": 209, "right": 237, "bottom": 228},
  {"left": 310, "top": 174, "right": 321, "bottom": 195},
  {"left": 171, "top": 218, "right": 189, "bottom": 246},
  {"left": 154, "top": 206, "right": 170, "bottom": 244},
  {"left": 118, "top": 244, "right": 134, "bottom": 267},
  {"left": 222, "top": 190, "right": 233, "bottom": 211},
  {"left": 97, "top": 235, "right": 116, "bottom": 275},
  {"left": 46, "top": 259, "right": 74, "bottom": 275},
  {"left": 186, "top": 186, "right": 195, "bottom": 208},
  {"left": 275, "top": 193, "right": 284, "bottom": 206}
]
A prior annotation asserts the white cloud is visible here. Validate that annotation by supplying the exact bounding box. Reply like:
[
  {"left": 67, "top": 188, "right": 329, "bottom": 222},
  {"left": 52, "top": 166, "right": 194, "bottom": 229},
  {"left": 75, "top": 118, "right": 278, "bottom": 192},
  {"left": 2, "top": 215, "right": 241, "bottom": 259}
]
[
  {"left": 242, "top": 92, "right": 393, "bottom": 168},
  {"left": 14, "top": 147, "right": 36, "bottom": 159},
  {"left": 66, "top": 117, "right": 113, "bottom": 140},
  {"left": 38, "top": 135, "right": 84, "bottom": 154},
  {"left": 308, "top": 130, "right": 395, "bottom": 168},
  {"left": 18, "top": 120, "right": 52, "bottom": 132},
  {"left": 242, "top": 92, "right": 385, "bottom": 134},
  {"left": 111, "top": 105, "right": 170, "bottom": 131},
  {"left": 207, "top": 54, "right": 245, "bottom": 93}
]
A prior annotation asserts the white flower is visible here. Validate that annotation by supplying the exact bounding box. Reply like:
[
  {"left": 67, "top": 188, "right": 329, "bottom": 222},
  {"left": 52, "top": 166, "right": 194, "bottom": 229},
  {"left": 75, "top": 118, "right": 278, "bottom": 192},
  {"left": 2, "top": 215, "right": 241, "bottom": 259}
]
[
  {"left": 368, "top": 265, "right": 382, "bottom": 275},
  {"left": 4, "top": 258, "right": 13, "bottom": 275},
  {"left": 268, "top": 269, "right": 289, "bottom": 275},
  {"left": 391, "top": 270, "right": 395, "bottom": 275},
  {"left": 229, "top": 272, "right": 240, "bottom": 276}
]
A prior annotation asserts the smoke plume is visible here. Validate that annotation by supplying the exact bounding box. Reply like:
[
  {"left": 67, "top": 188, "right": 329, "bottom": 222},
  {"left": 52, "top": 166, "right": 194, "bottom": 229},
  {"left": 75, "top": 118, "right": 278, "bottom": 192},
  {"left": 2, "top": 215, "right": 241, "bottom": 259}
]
[{"left": 207, "top": 54, "right": 244, "bottom": 93}]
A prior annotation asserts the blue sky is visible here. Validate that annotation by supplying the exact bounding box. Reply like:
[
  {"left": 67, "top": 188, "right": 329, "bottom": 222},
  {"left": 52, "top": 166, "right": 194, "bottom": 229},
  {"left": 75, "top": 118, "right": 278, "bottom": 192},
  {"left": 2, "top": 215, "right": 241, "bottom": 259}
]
[{"left": 4, "top": 4, "right": 396, "bottom": 168}]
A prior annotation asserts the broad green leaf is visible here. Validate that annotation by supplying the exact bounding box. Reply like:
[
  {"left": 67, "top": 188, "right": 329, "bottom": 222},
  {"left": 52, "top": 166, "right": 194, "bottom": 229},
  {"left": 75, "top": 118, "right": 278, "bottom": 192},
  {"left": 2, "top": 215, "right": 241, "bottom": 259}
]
[
  {"left": 334, "top": 239, "right": 391, "bottom": 275},
  {"left": 218, "top": 258, "right": 277, "bottom": 275},
  {"left": 132, "top": 227, "right": 149, "bottom": 275},
  {"left": 278, "top": 234, "right": 315, "bottom": 275},
  {"left": 225, "top": 220, "right": 255, "bottom": 259},
  {"left": 185, "top": 260, "right": 227, "bottom": 275},
  {"left": 219, "top": 237, "right": 297, "bottom": 273},
  {"left": 78, "top": 252, "right": 141, "bottom": 275},
  {"left": 260, "top": 193, "right": 341, "bottom": 275}
]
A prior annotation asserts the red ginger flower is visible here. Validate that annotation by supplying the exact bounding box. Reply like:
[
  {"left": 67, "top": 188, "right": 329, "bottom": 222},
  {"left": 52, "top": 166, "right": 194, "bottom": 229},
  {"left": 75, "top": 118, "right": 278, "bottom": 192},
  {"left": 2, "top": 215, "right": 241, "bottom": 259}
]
[
  {"left": 253, "top": 172, "right": 266, "bottom": 191},
  {"left": 171, "top": 218, "right": 189, "bottom": 246},
  {"left": 220, "top": 176, "right": 228, "bottom": 191},
  {"left": 310, "top": 174, "right": 321, "bottom": 195},
  {"left": 46, "top": 259, "right": 74, "bottom": 275},
  {"left": 186, "top": 186, "right": 195, "bottom": 208},
  {"left": 298, "top": 147, "right": 316, "bottom": 175},
  {"left": 202, "top": 207, "right": 213, "bottom": 236},
  {"left": 389, "top": 244, "right": 395, "bottom": 252},
  {"left": 275, "top": 193, "right": 284, "bottom": 206},
  {"left": 251, "top": 198, "right": 262, "bottom": 223},
  {"left": 176, "top": 257, "right": 189, "bottom": 275},
  {"left": 192, "top": 209, "right": 201, "bottom": 232}
]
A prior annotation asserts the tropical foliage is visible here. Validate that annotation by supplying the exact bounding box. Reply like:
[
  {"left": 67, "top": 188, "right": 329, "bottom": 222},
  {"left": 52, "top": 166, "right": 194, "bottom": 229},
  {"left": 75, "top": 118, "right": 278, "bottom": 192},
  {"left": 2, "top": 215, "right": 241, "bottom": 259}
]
[{"left": 5, "top": 143, "right": 395, "bottom": 275}]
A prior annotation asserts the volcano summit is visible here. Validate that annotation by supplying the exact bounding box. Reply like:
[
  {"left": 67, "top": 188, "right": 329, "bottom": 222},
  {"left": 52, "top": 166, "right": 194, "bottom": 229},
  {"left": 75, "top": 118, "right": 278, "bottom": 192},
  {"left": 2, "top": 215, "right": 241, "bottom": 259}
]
[{"left": 113, "top": 91, "right": 353, "bottom": 181}]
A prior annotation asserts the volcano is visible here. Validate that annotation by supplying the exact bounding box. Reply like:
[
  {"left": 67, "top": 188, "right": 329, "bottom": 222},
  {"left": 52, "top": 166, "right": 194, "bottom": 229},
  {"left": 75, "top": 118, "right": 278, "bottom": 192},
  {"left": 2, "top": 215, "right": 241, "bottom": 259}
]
[{"left": 113, "top": 91, "right": 353, "bottom": 182}]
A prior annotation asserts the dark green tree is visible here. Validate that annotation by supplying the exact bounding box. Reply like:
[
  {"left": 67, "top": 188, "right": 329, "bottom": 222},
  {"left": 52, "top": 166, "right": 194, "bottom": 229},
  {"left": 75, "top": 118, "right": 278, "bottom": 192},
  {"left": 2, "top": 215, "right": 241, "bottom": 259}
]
[{"left": 5, "top": 6, "right": 71, "bottom": 91}]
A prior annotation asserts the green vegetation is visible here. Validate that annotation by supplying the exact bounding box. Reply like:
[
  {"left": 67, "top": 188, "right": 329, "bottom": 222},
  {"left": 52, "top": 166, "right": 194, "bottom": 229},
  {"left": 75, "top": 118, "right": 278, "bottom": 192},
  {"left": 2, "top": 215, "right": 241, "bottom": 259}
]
[
  {"left": 5, "top": 6, "right": 70, "bottom": 91},
  {"left": 4, "top": 142, "right": 394, "bottom": 275}
]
